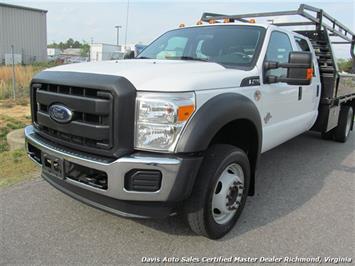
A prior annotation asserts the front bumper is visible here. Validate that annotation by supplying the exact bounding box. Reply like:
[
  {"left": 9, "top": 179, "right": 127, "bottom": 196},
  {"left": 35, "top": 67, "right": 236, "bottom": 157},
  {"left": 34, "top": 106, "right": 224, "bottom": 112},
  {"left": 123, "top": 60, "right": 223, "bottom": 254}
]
[{"left": 25, "top": 125, "right": 202, "bottom": 218}]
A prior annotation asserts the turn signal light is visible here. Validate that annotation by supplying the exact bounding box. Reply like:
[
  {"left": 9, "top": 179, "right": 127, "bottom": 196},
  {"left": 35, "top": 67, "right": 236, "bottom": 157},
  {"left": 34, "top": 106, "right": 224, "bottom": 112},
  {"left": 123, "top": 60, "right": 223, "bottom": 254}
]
[
  {"left": 306, "top": 68, "right": 313, "bottom": 80},
  {"left": 178, "top": 105, "right": 195, "bottom": 122}
]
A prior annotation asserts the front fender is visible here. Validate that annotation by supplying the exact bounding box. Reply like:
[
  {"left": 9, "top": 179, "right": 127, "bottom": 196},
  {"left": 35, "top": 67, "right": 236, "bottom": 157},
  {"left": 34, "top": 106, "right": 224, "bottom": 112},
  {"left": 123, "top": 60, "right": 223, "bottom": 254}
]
[{"left": 176, "top": 93, "right": 262, "bottom": 154}]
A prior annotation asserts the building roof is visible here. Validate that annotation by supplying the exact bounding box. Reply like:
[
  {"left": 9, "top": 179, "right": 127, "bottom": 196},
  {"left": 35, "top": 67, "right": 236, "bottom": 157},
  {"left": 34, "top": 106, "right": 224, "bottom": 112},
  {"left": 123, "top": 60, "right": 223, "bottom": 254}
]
[
  {"left": 0, "top": 2, "right": 47, "bottom": 13},
  {"left": 92, "top": 43, "right": 121, "bottom": 47}
]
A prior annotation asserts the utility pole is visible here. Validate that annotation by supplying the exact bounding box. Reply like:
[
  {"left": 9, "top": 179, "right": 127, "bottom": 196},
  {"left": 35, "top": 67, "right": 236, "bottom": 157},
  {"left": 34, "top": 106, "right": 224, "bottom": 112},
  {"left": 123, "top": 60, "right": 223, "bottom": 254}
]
[
  {"left": 11, "top": 45, "right": 16, "bottom": 100},
  {"left": 124, "top": 0, "right": 130, "bottom": 49},
  {"left": 115, "top": 25, "right": 122, "bottom": 46}
]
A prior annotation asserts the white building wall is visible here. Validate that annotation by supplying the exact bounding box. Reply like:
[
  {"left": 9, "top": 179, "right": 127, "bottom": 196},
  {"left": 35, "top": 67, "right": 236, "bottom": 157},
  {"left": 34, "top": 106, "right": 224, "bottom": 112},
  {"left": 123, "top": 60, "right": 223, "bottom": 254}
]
[
  {"left": 90, "top": 43, "right": 123, "bottom": 62},
  {"left": 47, "top": 48, "right": 61, "bottom": 56}
]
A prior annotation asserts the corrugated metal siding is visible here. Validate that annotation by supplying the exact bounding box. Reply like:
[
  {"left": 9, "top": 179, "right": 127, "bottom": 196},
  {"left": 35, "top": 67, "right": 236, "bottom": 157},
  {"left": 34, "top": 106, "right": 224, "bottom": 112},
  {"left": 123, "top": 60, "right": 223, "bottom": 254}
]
[{"left": 0, "top": 5, "right": 47, "bottom": 64}]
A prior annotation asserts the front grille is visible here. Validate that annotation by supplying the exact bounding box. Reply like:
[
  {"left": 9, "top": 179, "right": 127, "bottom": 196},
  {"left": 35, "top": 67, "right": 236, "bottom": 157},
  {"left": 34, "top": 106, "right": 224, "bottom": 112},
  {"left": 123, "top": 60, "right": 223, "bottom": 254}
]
[
  {"left": 30, "top": 71, "right": 136, "bottom": 158},
  {"left": 32, "top": 83, "right": 113, "bottom": 151}
]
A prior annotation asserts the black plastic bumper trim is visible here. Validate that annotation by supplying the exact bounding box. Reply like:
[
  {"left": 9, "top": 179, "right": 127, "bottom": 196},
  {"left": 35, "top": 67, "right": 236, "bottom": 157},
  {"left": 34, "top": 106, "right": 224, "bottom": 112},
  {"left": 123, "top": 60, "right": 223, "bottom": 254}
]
[{"left": 43, "top": 172, "right": 176, "bottom": 219}]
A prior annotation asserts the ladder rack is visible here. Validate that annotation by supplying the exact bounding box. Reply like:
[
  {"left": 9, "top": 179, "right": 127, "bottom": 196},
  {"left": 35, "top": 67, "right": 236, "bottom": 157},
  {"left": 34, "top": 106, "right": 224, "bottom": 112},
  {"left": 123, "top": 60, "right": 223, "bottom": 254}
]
[{"left": 201, "top": 4, "right": 355, "bottom": 59}]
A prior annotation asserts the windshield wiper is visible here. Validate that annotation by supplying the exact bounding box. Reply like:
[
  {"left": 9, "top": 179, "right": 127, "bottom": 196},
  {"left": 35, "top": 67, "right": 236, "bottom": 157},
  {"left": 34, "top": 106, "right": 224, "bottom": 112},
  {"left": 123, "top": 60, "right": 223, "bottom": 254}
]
[
  {"left": 181, "top": 56, "right": 209, "bottom": 62},
  {"left": 136, "top": 56, "right": 153, "bottom": 59},
  {"left": 166, "top": 56, "right": 209, "bottom": 62}
]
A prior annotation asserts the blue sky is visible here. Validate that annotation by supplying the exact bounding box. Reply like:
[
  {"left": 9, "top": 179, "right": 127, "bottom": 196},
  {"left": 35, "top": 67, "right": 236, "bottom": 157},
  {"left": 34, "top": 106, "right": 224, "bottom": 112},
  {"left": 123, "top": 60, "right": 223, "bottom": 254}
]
[{"left": 7, "top": 0, "right": 355, "bottom": 58}]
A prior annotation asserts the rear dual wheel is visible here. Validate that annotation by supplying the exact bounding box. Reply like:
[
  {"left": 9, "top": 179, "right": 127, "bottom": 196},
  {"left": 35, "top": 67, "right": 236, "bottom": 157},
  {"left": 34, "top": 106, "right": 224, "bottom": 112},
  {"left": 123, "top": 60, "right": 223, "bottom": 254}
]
[
  {"left": 184, "top": 144, "right": 250, "bottom": 239},
  {"left": 334, "top": 105, "right": 353, "bottom": 142},
  {"left": 321, "top": 105, "right": 353, "bottom": 143}
]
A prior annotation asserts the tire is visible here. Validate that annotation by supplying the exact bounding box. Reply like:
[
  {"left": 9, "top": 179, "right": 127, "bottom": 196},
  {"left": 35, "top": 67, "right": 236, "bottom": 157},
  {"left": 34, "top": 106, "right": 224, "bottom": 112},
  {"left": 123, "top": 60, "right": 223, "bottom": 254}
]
[
  {"left": 334, "top": 105, "right": 353, "bottom": 143},
  {"left": 184, "top": 144, "right": 250, "bottom": 239}
]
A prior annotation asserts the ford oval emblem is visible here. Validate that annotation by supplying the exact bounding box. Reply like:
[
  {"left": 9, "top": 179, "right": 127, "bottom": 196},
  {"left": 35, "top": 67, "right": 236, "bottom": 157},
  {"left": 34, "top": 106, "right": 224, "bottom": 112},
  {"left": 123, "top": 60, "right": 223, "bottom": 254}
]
[{"left": 48, "top": 104, "right": 73, "bottom": 123}]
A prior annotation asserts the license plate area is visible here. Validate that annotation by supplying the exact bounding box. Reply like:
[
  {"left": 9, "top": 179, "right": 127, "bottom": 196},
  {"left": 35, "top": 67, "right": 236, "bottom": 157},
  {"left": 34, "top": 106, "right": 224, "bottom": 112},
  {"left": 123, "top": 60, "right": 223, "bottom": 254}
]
[{"left": 42, "top": 153, "right": 64, "bottom": 179}]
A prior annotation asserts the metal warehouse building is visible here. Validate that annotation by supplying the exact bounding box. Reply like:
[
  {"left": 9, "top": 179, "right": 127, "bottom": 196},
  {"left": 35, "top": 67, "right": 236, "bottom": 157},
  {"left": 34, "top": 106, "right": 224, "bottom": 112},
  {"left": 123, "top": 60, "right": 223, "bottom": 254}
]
[{"left": 0, "top": 3, "right": 47, "bottom": 64}]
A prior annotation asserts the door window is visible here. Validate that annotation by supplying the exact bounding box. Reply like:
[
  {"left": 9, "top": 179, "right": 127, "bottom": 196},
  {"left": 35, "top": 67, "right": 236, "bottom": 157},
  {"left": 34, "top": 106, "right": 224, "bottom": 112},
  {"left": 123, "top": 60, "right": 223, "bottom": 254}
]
[
  {"left": 265, "top": 31, "right": 293, "bottom": 77},
  {"left": 294, "top": 36, "right": 316, "bottom": 77},
  {"left": 294, "top": 37, "right": 310, "bottom": 52}
]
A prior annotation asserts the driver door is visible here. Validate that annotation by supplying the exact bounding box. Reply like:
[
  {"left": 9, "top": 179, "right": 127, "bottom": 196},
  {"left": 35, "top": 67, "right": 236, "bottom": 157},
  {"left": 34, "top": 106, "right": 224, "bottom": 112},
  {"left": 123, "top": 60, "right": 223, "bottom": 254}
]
[{"left": 261, "top": 30, "right": 303, "bottom": 151}]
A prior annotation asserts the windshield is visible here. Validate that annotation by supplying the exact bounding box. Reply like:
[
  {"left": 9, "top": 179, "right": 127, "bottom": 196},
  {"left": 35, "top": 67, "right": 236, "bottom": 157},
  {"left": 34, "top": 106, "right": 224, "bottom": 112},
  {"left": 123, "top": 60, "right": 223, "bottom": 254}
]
[{"left": 137, "top": 25, "right": 265, "bottom": 68}]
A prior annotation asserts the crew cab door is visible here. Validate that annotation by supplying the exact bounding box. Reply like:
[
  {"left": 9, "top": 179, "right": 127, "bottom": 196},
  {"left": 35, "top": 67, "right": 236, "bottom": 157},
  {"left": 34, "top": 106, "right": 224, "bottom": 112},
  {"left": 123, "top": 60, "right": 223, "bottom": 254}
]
[
  {"left": 260, "top": 30, "right": 316, "bottom": 152},
  {"left": 293, "top": 35, "right": 321, "bottom": 120}
]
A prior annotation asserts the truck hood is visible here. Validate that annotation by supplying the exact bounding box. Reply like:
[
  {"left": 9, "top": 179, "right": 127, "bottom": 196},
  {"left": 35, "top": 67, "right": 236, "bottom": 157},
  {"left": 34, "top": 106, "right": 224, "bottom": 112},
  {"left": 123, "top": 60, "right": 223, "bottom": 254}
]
[{"left": 45, "top": 59, "right": 256, "bottom": 92}]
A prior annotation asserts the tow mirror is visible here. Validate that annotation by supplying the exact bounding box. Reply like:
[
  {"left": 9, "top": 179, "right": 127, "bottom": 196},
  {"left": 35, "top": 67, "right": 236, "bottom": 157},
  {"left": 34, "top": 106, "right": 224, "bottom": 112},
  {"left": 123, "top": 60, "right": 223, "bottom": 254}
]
[{"left": 264, "top": 51, "right": 313, "bottom": 85}]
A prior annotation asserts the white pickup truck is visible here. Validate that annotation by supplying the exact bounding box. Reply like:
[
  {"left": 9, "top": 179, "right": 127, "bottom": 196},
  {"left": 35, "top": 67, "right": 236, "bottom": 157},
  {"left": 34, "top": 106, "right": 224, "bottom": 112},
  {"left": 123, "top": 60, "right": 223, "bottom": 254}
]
[{"left": 25, "top": 5, "right": 355, "bottom": 239}]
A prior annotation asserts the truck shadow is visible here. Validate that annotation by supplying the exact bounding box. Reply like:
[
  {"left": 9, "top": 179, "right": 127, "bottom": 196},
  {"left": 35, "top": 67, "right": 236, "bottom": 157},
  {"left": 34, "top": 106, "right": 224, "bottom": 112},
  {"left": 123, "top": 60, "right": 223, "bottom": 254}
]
[{"left": 134, "top": 132, "right": 354, "bottom": 239}]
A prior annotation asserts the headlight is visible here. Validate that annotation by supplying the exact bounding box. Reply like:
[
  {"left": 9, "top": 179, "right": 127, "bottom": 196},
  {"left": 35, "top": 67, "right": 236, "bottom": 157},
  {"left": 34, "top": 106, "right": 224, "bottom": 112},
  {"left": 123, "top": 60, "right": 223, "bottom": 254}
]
[{"left": 135, "top": 92, "right": 195, "bottom": 152}]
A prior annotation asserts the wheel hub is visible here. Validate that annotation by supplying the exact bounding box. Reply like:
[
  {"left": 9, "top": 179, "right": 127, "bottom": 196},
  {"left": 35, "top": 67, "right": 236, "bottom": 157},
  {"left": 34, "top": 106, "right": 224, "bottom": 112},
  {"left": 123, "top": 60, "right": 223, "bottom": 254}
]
[
  {"left": 226, "top": 181, "right": 244, "bottom": 210},
  {"left": 212, "top": 163, "right": 245, "bottom": 225}
]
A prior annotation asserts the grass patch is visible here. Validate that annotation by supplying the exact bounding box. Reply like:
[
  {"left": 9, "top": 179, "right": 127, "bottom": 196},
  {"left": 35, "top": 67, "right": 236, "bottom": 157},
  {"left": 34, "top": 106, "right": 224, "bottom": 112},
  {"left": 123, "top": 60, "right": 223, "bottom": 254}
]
[
  {"left": 0, "top": 114, "right": 28, "bottom": 152},
  {"left": 0, "top": 149, "right": 40, "bottom": 188},
  {"left": 0, "top": 62, "right": 61, "bottom": 100},
  {"left": 0, "top": 103, "right": 37, "bottom": 188},
  {"left": 0, "top": 65, "right": 40, "bottom": 99},
  {"left": 0, "top": 103, "right": 31, "bottom": 152}
]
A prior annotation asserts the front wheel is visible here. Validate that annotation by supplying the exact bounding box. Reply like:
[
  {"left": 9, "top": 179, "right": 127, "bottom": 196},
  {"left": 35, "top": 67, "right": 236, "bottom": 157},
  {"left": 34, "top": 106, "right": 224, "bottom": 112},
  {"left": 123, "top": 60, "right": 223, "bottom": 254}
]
[{"left": 184, "top": 144, "right": 250, "bottom": 239}]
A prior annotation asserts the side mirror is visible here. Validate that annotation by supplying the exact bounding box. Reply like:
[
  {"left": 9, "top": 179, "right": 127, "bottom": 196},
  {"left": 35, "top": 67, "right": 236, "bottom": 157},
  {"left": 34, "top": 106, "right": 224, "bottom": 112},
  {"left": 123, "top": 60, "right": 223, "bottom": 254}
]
[{"left": 264, "top": 51, "right": 313, "bottom": 85}]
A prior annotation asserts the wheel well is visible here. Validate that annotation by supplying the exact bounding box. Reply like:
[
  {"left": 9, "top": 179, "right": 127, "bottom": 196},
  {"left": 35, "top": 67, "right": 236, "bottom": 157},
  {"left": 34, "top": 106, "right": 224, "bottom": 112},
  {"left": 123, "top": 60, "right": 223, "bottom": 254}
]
[{"left": 209, "top": 119, "right": 259, "bottom": 196}]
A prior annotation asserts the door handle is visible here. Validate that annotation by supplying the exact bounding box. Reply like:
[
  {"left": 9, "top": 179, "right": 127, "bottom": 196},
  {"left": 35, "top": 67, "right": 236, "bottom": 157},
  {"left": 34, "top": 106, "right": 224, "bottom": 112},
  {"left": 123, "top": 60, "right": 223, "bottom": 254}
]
[{"left": 298, "top": 86, "right": 303, "bottom": 101}]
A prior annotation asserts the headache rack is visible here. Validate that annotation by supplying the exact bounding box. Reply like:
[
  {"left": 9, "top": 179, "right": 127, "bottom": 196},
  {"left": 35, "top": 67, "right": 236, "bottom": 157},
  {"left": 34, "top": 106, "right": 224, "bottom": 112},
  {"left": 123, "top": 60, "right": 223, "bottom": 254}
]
[
  {"left": 201, "top": 4, "right": 355, "bottom": 67},
  {"left": 202, "top": 4, "right": 355, "bottom": 133}
]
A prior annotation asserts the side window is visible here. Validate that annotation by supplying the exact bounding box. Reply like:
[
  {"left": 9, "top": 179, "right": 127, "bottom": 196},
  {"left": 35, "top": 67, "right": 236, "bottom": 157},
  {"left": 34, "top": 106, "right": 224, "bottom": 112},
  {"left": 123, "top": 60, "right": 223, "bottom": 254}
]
[
  {"left": 266, "top": 31, "right": 293, "bottom": 77},
  {"left": 294, "top": 37, "right": 310, "bottom": 52},
  {"left": 294, "top": 37, "right": 316, "bottom": 77}
]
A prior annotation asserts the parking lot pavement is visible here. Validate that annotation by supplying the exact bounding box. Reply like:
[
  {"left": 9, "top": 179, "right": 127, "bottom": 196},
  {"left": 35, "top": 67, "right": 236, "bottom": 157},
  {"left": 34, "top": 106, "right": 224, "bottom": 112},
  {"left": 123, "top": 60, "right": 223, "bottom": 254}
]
[{"left": 1, "top": 132, "right": 354, "bottom": 265}]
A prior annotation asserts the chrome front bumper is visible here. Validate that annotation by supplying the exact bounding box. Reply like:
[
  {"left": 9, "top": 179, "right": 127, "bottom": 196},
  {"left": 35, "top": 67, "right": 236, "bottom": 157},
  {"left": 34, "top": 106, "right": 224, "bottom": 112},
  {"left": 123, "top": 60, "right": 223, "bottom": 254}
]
[{"left": 25, "top": 126, "right": 201, "bottom": 217}]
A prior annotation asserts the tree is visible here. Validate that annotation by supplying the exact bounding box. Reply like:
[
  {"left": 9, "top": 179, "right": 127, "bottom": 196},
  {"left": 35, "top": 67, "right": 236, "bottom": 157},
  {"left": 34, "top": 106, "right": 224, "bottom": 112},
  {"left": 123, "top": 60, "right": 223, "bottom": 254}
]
[
  {"left": 47, "top": 39, "right": 92, "bottom": 55},
  {"left": 80, "top": 42, "right": 90, "bottom": 57},
  {"left": 73, "top": 41, "right": 81, "bottom": 48},
  {"left": 58, "top": 42, "right": 65, "bottom": 50},
  {"left": 337, "top": 58, "right": 353, "bottom": 73},
  {"left": 66, "top": 38, "right": 74, "bottom": 48},
  {"left": 47, "top": 42, "right": 58, "bottom": 48}
]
